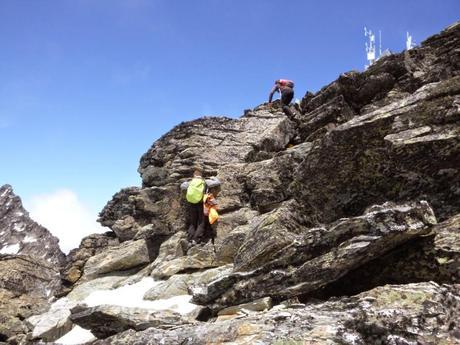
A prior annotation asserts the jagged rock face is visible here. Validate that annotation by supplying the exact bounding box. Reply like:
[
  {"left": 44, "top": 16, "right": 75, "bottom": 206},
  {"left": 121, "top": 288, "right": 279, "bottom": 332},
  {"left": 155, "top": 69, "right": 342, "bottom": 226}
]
[
  {"left": 98, "top": 109, "right": 297, "bottom": 243},
  {"left": 0, "top": 185, "right": 65, "bottom": 266},
  {"left": 192, "top": 201, "right": 437, "bottom": 311},
  {"left": 93, "top": 282, "right": 460, "bottom": 345},
  {"left": 294, "top": 76, "right": 460, "bottom": 224},
  {"left": 0, "top": 185, "right": 66, "bottom": 343},
  {"left": 312, "top": 212, "right": 460, "bottom": 299}
]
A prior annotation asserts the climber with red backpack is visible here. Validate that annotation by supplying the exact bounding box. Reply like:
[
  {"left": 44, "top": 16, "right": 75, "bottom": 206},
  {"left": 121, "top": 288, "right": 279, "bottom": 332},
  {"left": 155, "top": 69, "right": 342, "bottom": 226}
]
[
  {"left": 268, "top": 79, "right": 295, "bottom": 117},
  {"left": 180, "top": 168, "right": 221, "bottom": 245}
]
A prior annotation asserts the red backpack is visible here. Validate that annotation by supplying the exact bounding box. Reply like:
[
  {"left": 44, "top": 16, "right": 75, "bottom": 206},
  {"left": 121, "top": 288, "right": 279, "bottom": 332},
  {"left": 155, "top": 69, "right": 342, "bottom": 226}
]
[{"left": 279, "top": 79, "right": 295, "bottom": 88}]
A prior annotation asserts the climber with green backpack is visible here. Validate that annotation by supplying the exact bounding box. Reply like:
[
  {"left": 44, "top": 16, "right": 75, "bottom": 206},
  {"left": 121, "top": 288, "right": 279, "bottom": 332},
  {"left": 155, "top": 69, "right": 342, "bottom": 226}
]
[{"left": 180, "top": 168, "right": 221, "bottom": 245}]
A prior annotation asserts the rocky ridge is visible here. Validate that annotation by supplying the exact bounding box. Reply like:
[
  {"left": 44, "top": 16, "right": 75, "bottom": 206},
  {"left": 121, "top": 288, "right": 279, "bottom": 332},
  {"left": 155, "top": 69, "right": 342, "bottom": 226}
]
[
  {"left": 2, "top": 22, "right": 459, "bottom": 345},
  {"left": 0, "top": 185, "right": 65, "bottom": 343}
]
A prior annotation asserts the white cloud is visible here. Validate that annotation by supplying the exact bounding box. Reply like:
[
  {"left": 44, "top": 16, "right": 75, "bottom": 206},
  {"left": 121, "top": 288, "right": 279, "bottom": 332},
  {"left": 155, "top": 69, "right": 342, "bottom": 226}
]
[{"left": 27, "top": 189, "right": 106, "bottom": 254}]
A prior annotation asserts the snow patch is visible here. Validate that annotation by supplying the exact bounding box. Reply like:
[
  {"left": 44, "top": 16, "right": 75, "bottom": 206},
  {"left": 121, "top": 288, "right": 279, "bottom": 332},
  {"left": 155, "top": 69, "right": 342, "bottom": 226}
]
[
  {"left": 23, "top": 235, "right": 36, "bottom": 243},
  {"left": 0, "top": 243, "right": 20, "bottom": 255},
  {"left": 13, "top": 222, "right": 26, "bottom": 232},
  {"left": 48, "top": 278, "right": 198, "bottom": 344},
  {"left": 83, "top": 277, "right": 197, "bottom": 315},
  {"left": 342, "top": 331, "right": 362, "bottom": 344},
  {"left": 55, "top": 326, "right": 96, "bottom": 345}
]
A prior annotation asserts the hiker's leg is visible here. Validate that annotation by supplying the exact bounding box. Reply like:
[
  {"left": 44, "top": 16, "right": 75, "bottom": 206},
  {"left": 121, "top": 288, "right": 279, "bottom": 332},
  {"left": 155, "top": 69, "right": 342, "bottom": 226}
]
[
  {"left": 282, "top": 105, "right": 294, "bottom": 117},
  {"left": 192, "top": 203, "right": 206, "bottom": 243},
  {"left": 187, "top": 203, "right": 199, "bottom": 241},
  {"left": 281, "top": 89, "right": 294, "bottom": 117}
]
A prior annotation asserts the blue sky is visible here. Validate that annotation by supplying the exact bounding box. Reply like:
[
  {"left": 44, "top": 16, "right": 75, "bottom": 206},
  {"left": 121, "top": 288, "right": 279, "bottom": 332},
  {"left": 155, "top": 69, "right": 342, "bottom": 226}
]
[{"left": 0, "top": 0, "right": 458, "bottom": 249}]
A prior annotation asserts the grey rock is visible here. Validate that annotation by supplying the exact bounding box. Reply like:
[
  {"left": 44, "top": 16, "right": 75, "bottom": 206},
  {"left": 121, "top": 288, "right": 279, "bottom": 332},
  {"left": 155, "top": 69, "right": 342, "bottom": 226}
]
[
  {"left": 82, "top": 239, "right": 151, "bottom": 280},
  {"left": 29, "top": 298, "right": 77, "bottom": 342},
  {"left": 60, "top": 232, "right": 119, "bottom": 293},
  {"left": 70, "top": 304, "right": 193, "bottom": 339},
  {"left": 144, "top": 265, "right": 232, "bottom": 301},
  {"left": 217, "top": 297, "right": 273, "bottom": 316},
  {"left": 150, "top": 242, "right": 226, "bottom": 279},
  {"left": 317, "top": 212, "right": 460, "bottom": 298}
]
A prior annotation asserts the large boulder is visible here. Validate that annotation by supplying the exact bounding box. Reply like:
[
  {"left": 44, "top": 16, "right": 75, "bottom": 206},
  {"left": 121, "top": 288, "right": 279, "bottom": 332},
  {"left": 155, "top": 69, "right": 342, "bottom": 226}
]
[
  {"left": 315, "top": 212, "right": 460, "bottom": 298},
  {"left": 60, "top": 232, "right": 119, "bottom": 294},
  {"left": 81, "top": 239, "right": 153, "bottom": 280},
  {"left": 294, "top": 76, "right": 460, "bottom": 225},
  {"left": 70, "top": 304, "right": 193, "bottom": 339},
  {"left": 150, "top": 242, "right": 226, "bottom": 279},
  {"left": 144, "top": 265, "right": 233, "bottom": 300},
  {"left": 0, "top": 288, "right": 49, "bottom": 342},
  {"left": 27, "top": 298, "right": 77, "bottom": 342}
]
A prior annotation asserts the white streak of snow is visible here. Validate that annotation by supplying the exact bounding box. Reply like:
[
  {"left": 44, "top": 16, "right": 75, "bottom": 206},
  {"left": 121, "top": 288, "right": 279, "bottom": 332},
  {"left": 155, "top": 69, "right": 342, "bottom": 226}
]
[
  {"left": 55, "top": 326, "right": 95, "bottom": 345},
  {"left": 0, "top": 243, "right": 20, "bottom": 255},
  {"left": 13, "top": 223, "right": 26, "bottom": 232},
  {"left": 83, "top": 277, "right": 197, "bottom": 315},
  {"left": 23, "top": 235, "right": 36, "bottom": 243},
  {"left": 43, "top": 278, "right": 198, "bottom": 345}
]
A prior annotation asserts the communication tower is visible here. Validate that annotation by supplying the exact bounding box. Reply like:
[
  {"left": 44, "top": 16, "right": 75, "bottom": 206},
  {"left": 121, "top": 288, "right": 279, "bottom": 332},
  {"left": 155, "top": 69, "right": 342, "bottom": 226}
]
[
  {"left": 406, "top": 32, "right": 416, "bottom": 50},
  {"left": 364, "top": 27, "right": 376, "bottom": 69}
]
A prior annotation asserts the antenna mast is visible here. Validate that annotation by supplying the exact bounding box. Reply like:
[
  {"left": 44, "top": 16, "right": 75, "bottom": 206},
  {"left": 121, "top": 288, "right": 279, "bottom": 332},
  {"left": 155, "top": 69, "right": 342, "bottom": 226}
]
[
  {"left": 406, "top": 32, "right": 416, "bottom": 50},
  {"left": 364, "top": 27, "right": 376, "bottom": 69}
]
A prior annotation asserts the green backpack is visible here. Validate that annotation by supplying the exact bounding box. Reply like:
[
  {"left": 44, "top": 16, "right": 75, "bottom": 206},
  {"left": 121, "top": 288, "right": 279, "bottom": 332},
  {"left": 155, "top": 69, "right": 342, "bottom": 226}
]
[{"left": 186, "top": 178, "right": 205, "bottom": 204}]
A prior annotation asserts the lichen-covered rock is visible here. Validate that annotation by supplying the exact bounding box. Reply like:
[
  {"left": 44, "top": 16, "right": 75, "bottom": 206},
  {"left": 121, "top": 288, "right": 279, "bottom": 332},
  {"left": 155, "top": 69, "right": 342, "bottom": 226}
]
[
  {"left": 0, "top": 288, "right": 49, "bottom": 342},
  {"left": 294, "top": 31, "right": 460, "bottom": 223},
  {"left": 60, "top": 232, "right": 119, "bottom": 293},
  {"left": 192, "top": 200, "right": 436, "bottom": 311},
  {"left": 316, "top": 212, "right": 460, "bottom": 298},
  {"left": 92, "top": 282, "right": 460, "bottom": 345},
  {"left": 81, "top": 239, "right": 152, "bottom": 280}
]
